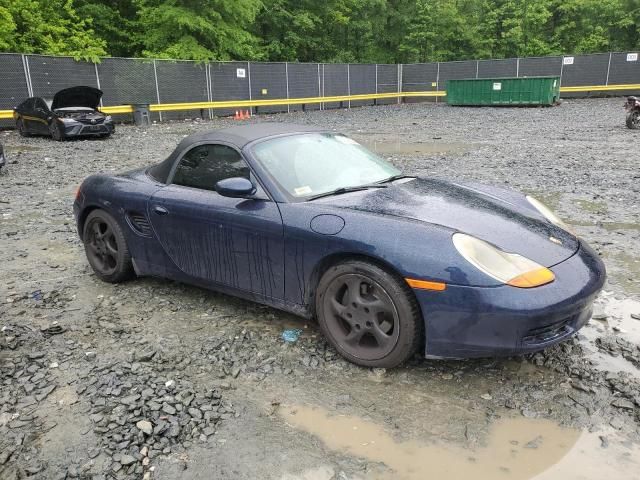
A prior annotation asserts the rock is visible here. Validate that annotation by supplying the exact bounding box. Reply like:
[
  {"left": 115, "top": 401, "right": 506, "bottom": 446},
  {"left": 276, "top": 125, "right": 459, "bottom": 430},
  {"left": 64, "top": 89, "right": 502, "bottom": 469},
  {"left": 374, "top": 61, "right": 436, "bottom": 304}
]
[
  {"left": 85, "top": 351, "right": 97, "bottom": 360},
  {"left": 188, "top": 408, "right": 202, "bottom": 420},
  {"left": 480, "top": 393, "right": 492, "bottom": 400},
  {"left": 136, "top": 420, "right": 153, "bottom": 435},
  {"left": 162, "top": 403, "right": 176, "bottom": 415},
  {"left": 136, "top": 349, "right": 156, "bottom": 362},
  {"left": 120, "top": 454, "right": 136, "bottom": 465},
  {"left": 611, "top": 398, "right": 635, "bottom": 410},
  {"left": 525, "top": 436, "right": 543, "bottom": 449}
]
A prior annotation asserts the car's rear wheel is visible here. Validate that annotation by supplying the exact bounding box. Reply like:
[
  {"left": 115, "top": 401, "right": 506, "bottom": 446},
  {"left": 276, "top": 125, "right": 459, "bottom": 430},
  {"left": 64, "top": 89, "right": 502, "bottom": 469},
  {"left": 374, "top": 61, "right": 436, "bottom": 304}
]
[
  {"left": 315, "top": 260, "right": 422, "bottom": 368},
  {"left": 83, "top": 210, "right": 134, "bottom": 283},
  {"left": 627, "top": 110, "right": 640, "bottom": 129},
  {"left": 50, "top": 121, "right": 65, "bottom": 141},
  {"left": 16, "top": 118, "right": 29, "bottom": 137}
]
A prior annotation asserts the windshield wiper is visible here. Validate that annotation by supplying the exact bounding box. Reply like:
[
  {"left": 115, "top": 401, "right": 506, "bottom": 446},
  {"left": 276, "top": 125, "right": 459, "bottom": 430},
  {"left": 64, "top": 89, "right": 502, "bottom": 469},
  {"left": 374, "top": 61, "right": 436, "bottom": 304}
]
[
  {"left": 306, "top": 184, "right": 388, "bottom": 201},
  {"left": 379, "top": 174, "right": 416, "bottom": 184}
]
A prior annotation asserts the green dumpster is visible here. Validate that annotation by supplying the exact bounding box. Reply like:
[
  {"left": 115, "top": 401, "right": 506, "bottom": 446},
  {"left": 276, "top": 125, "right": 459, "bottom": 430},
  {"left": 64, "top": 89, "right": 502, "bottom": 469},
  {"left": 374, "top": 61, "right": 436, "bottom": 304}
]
[{"left": 446, "top": 76, "right": 561, "bottom": 106}]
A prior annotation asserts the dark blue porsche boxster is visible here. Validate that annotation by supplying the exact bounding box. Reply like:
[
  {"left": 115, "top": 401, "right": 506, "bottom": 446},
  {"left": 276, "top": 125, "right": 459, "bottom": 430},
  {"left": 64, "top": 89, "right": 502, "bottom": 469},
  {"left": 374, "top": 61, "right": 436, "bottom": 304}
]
[{"left": 74, "top": 123, "right": 606, "bottom": 367}]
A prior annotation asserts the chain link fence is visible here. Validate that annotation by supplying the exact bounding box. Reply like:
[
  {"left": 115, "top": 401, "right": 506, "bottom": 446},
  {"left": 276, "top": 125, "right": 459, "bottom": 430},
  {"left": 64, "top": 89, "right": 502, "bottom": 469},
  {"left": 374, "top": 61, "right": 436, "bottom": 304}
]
[{"left": 1, "top": 51, "right": 639, "bottom": 126}]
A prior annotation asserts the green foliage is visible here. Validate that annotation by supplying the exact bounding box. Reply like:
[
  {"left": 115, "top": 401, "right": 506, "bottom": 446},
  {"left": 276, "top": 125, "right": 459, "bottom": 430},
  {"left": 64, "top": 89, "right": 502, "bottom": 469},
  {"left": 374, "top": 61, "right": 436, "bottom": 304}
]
[
  {"left": 135, "top": 0, "right": 263, "bottom": 61},
  {"left": 0, "top": 0, "right": 106, "bottom": 61},
  {"left": 0, "top": 0, "right": 639, "bottom": 62}
]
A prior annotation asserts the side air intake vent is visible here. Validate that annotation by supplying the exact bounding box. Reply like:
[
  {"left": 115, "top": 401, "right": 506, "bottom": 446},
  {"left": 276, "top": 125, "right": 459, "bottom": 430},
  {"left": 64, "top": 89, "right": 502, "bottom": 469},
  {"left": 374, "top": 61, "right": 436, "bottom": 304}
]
[{"left": 127, "top": 212, "right": 152, "bottom": 237}]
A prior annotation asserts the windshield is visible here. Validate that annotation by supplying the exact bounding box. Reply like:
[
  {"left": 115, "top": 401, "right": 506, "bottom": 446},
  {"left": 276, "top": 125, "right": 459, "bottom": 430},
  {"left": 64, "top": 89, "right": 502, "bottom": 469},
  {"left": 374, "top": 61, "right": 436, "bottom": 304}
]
[{"left": 251, "top": 133, "right": 400, "bottom": 199}]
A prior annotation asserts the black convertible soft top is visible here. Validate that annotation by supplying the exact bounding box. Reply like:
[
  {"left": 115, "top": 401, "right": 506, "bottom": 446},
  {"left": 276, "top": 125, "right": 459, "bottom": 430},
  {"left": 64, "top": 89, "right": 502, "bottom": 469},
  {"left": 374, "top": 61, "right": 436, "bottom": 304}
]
[{"left": 149, "top": 123, "right": 327, "bottom": 183}]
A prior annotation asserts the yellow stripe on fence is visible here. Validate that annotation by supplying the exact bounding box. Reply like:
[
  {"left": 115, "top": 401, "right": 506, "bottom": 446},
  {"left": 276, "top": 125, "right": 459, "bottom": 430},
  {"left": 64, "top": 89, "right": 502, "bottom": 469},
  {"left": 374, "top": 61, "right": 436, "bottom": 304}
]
[
  {"left": 0, "top": 84, "right": 637, "bottom": 120},
  {"left": 560, "top": 83, "right": 640, "bottom": 92}
]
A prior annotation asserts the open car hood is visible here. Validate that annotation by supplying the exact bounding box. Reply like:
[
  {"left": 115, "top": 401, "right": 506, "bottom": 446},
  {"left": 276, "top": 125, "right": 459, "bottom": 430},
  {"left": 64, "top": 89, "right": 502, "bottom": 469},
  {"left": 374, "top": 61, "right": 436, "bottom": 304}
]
[{"left": 51, "top": 86, "right": 103, "bottom": 110}]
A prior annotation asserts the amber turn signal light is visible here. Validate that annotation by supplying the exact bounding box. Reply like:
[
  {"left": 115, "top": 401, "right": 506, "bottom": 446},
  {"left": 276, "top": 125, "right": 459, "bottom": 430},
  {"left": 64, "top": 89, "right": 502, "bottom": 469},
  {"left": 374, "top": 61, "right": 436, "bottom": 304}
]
[
  {"left": 506, "top": 267, "right": 555, "bottom": 288},
  {"left": 405, "top": 278, "right": 447, "bottom": 291}
]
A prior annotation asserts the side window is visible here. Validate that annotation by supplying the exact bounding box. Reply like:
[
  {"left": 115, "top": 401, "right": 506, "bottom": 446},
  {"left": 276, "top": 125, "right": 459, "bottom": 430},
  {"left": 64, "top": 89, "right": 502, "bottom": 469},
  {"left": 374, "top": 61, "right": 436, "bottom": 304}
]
[
  {"left": 18, "top": 98, "right": 34, "bottom": 111},
  {"left": 172, "top": 144, "right": 250, "bottom": 192}
]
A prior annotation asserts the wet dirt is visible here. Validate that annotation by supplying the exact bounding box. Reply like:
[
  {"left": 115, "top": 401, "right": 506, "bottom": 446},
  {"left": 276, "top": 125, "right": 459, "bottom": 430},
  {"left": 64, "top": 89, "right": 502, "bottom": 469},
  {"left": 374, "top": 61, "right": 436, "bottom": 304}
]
[
  {"left": 280, "top": 404, "right": 640, "bottom": 480},
  {"left": 359, "top": 140, "right": 473, "bottom": 155},
  {"left": 1, "top": 98, "right": 639, "bottom": 479}
]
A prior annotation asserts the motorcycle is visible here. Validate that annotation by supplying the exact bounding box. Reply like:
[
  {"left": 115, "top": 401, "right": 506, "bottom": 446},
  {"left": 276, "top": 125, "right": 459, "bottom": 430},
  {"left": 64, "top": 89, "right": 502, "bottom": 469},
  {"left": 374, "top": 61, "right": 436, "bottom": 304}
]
[{"left": 626, "top": 96, "right": 640, "bottom": 129}]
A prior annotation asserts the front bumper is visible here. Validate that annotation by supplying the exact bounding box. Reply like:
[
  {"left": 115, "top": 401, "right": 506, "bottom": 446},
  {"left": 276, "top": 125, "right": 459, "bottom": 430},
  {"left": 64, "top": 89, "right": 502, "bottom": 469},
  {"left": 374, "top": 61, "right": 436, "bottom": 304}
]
[
  {"left": 62, "top": 121, "right": 114, "bottom": 137},
  {"left": 416, "top": 242, "right": 606, "bottom": 358}
]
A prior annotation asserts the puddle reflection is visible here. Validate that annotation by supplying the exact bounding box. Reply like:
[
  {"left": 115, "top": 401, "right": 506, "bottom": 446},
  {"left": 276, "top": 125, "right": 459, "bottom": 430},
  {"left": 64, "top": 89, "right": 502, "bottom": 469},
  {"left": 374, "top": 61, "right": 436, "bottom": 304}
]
[{"left": 281, "top": 404, "right": 640, "bottom": 480}]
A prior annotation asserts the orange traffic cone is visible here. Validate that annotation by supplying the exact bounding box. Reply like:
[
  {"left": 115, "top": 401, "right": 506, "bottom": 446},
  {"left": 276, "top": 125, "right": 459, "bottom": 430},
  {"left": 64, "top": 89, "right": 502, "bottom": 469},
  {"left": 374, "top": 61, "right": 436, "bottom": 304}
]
[
  {"left": 246, "top": 109, "right": 251, "bottom": 119},
  {"left": 234, "top": 110, "right": 240, "bottom": 120}
]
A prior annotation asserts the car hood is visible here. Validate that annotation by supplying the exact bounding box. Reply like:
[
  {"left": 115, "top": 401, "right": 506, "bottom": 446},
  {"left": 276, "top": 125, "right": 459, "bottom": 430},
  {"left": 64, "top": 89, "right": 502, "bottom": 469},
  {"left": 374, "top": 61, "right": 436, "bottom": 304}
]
[
  {"left": 52, "top": 86, "right": 102, "bottom": 110},
  {"left": 316, "top": 178, "right": 579, "bottom": 267}
]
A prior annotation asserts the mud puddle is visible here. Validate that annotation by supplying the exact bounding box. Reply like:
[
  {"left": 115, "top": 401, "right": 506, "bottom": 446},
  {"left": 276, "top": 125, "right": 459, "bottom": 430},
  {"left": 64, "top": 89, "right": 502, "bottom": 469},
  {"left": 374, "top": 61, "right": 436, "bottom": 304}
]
[
  {"left": 593, "top": 293, "right": 640, "bottom": 344},
  {"left": 280, "top": 404, "right": 640, "bottom": 480},
  {"left": 360, "top": 140, "right": 472, "bottom": 155},
  {"left": 6, "top": 144, "right": 42, "bottom": 153}
]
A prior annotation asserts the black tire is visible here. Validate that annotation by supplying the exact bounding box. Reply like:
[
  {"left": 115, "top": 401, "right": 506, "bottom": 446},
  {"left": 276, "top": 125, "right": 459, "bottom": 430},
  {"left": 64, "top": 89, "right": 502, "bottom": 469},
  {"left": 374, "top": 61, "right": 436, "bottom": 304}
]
[
  {"left": 627, "top": 110, "right": 640, "bottom": 130},
  {"left": 83, "top": 210, "right": 135, "bottom": 283},
  {"left": 315, "top": 260, "right": 422, "bottom": 368},
  {"left": 50, "top": 121, "right": 64, "bottom": 141},
  {"left": 16, "top": 118, "right": 29, "bottom": 137}
]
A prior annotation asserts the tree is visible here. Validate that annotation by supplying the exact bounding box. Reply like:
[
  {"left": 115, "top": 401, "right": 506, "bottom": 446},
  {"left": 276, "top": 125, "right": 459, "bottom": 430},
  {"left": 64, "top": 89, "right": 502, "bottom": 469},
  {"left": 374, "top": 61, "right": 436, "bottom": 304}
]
[
  {"left": 74, "top": 0, "right": 141, "bottom": 58},
  {"left": 134, "top": 0, "right": 263, "bottom": 61},
  {"left": 0, "top": 0, "right": 106, "bottom": 61}
]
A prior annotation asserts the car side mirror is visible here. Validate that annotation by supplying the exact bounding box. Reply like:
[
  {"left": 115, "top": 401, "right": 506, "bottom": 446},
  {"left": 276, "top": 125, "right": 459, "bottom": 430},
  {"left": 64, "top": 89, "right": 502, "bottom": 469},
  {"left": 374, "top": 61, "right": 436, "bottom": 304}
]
[{"left": 215, "top": 177, "right": 256, "bottom": 198}]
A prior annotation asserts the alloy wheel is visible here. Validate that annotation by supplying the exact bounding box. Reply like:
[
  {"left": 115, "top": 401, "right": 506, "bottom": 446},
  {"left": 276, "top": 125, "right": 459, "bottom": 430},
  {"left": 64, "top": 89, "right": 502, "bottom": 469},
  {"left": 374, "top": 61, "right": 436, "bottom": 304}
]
[
  {"left": 86, "top": 219, "right": 119, "bottom": 276},
  {"left": 322, "top": 273, "right": 400, "bottom": 361}
]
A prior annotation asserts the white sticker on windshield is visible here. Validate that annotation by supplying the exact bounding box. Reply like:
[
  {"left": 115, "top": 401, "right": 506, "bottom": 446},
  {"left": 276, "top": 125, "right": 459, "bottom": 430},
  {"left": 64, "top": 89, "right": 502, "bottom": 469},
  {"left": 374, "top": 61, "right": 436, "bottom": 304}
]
[
  {"left": 335, "top": 136, "right": 360, "bottom": 145},
  {"left": 294, "top": 186, "right": 313, "bottom": 196}
]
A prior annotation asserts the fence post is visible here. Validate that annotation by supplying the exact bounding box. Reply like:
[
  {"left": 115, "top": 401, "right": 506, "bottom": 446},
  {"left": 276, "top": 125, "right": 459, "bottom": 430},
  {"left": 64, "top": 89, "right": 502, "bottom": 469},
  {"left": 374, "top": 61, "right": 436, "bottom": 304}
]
[
  {"left": 374, "top": 64, "right": 378, "bottom": 106},
  {"left": 397, "top": 64, "right": 402, "bottom": 104},
  {"left": 322, "top": 64, "right": 325, "bottom": 110},
  {"left": 317, "top": 63, "right": 322, "bottom": 111},
  {"left": 152, "top": 60, "right": 162, "bottom": 122},
  {"left": 605, "top": 52, "right": 612, "bottom": 86},
  {"left": 559, "top": 57, "right": 564, "bottom": 87},
  {"left": 516, "top": 58, "right": 520, "bottom": 77},
  {"left": 475, "top": 60, "right": 479, "bottom": 78},
  {"left": 435, "top": 62, "right": 440, "bottom": 104},
  {"left": 347, "top": 64, "right": 351, "bottom": 109},
  {"left": 94, "top": 62, "right": 103, "bottom": 108},
  {"left": 21, "top": 54, "right": 33, "bottom": 97},
  {"left": 247, "top": 62, "right": 253, "bottom": 115},
  {"left": 285, "top": 62, "right": 290, "bottom": 113},
  {"left": 206, "top": 62, "right": 213, "bottom": 119}
]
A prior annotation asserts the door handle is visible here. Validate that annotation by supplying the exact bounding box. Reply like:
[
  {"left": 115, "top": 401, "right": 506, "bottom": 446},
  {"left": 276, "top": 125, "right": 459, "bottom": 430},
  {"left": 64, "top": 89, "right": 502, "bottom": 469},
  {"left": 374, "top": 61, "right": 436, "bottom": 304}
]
[{"left": 152, "top": 205, "right": 169, "bottom": 216}]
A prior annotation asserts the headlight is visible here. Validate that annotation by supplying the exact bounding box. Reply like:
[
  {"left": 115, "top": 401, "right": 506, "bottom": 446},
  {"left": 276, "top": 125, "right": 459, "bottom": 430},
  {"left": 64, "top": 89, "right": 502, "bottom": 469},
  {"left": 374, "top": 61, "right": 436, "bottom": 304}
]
[
  {"left": 526, "top": 196, "right": 575, "bottom": 235},
  {"left": 453, "top": 233, "right": 555, "bottom": 288},
  {"left": 59, "top": 117, "right": 76, "bottom": 124}
]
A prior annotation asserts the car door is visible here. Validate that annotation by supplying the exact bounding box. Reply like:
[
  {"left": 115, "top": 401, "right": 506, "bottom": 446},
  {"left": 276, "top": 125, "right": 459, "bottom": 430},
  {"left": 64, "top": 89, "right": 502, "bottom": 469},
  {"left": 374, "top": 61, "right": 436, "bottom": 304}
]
[
  {"left": 19, "top": 99, "right": 40, "bottom": 134},
  {"left": 30, "top": 99, "right": 50, "bottom": 134},
  {"left": 148, "top": 143, "right": 285, "bottom": 300}
]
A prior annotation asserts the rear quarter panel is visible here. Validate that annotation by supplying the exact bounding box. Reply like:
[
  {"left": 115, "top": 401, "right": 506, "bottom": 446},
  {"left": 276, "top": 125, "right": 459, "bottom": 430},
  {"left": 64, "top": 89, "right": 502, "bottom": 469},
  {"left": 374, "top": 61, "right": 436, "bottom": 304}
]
[{"left": 75, "top": 170, "right": 170, "bottom": 274}]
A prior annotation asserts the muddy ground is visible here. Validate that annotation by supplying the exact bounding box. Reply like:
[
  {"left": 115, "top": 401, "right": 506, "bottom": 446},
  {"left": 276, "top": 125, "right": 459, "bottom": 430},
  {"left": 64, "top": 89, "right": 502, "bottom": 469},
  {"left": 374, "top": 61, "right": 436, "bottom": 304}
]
[{"left": 1, "top": 97, "right": 639, "bottom": 480}]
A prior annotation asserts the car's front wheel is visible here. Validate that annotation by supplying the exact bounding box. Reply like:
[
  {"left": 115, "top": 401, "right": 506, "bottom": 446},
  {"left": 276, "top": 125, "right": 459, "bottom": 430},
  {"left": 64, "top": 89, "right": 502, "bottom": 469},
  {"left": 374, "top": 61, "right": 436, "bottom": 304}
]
[
  {"left": 50, "top": 121, "right": 65, "bottom": 141},
  {"left": 315, "top": 260, "right": 422, "bottom": 368},
  {"left": 83, "top": 210, "right": 134, "bottom": 283},
  {"left": 16, "top": 118, "right": 29, "bottom": 137},
  {"left": 627, "top": 110, "right": 640, "bottom": 129}
]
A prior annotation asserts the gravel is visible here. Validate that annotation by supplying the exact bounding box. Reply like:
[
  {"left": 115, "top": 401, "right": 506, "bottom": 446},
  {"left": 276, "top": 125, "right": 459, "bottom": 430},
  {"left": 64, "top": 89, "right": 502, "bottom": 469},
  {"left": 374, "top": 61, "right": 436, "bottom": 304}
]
[{"left": 0, "top": 98, "right": 639, "bottom": 479}]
